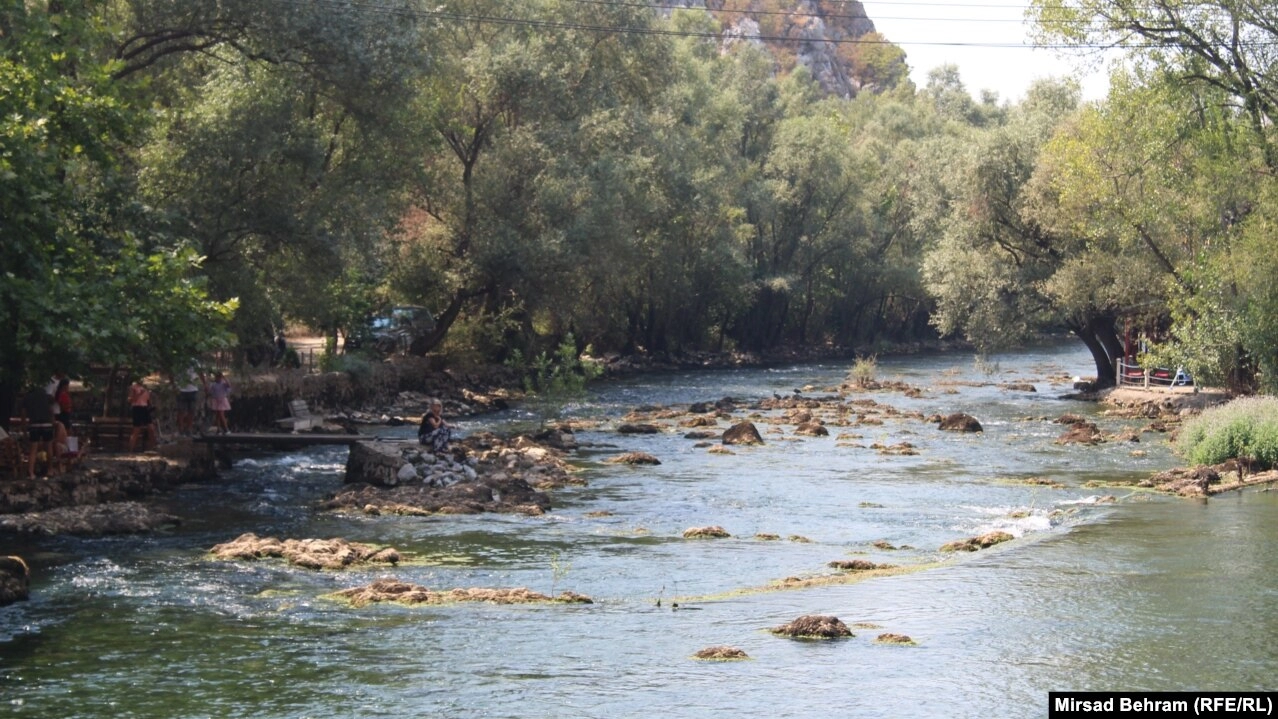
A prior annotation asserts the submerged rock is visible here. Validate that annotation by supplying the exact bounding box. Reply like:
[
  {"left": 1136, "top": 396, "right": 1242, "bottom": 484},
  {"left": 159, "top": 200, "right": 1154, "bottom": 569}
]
[
  {"left": 722, "top": 422, "right": 765, "bottom": 446},
  {"left": 692, "top": 646, "right": 750, "bottom": 661},
  {"left": 770, "top": 614, "right": 853, "bottom": 639},
  {"left": 604, "top": 452, "right": 661, "bottom": 465},
  {"left": 794, "top": 422, "right": 829, "bottom": 437},
  {"left": 331, "top": 578, "right": 592, "bottom": 607},
  {"left": 616, "top": 423, "right": 661, "bottom": 435},
  {"left": 938, "top": 413, "right": 983, "bottom": 432},
  {"left": 0, "top": 501, "right": 179, "bottom": 536},
  {"left": 828, "top": 559, "right": 895, "bottom": 571},
  {"left": 0, "top": 556, "right": 30, "bottom": 606},
  {"left": 683, "top": 525, "right": 731, "bottom": 539},
  {"left": 874, "top": 633, "right": 917, "bottom": 645},
  {"left": 939, "top": 531, "right": 1015, "bottom": 553},
  {"left": 1055, "top": 421, "right": 1103, "bottom": 445},
  {"left": 210, "top": 533, "right": 401, "bottom": 570},
  {"left": 1149, "top": 466, "right": 1220, "bottom": 496}
]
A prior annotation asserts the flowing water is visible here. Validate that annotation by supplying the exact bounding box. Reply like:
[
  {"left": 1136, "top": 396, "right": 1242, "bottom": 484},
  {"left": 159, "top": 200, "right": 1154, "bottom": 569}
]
[{"left": 3, "top": 343, "right": 1276, "bottom": 718}]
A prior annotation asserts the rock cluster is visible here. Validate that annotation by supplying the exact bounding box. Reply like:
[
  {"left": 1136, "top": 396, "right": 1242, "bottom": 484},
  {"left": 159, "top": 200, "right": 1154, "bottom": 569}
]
[
  {"left": 331, "top": 578, "right": 592, "bottom": 607},
  {"left": 335, "top": 432, "right": 582, "bottom": 516},
  {"left": 210, "top": 533, "right": 401, "bottom": 570}
]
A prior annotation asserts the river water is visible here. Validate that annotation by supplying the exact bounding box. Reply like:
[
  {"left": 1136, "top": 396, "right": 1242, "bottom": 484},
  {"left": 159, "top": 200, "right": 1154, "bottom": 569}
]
[{"left": 2, "top": 343, "right": 1276, "bottom": 718}]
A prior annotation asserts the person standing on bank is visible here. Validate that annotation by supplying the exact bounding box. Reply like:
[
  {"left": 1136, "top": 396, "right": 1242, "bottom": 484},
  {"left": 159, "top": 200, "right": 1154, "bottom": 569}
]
[
  {"left": 128, "top": 378, "right": 156, "bottom": 452},
  {"left": 21, "top": 383, "right": 57, "bottom": 478},
  {"left": 54, "top": 377, "right": 73, "bottom": 434},
  {"left": 206, "top": 371, "right": 232, "bottom": 435},
  {"left": 175, "top": 366, "right": 202, "bottom": 436}
]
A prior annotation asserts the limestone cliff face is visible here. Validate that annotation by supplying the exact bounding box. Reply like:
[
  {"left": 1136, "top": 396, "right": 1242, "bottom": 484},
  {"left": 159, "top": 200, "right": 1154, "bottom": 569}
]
[{"left": 656, "top": 0, "right": 897, "bottom": 98}]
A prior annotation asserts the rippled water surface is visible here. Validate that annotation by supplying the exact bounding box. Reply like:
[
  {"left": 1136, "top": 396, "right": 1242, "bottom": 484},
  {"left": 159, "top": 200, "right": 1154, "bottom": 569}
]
[{"left": 3, "top": 343, "right": 1276, "bottom": 718}]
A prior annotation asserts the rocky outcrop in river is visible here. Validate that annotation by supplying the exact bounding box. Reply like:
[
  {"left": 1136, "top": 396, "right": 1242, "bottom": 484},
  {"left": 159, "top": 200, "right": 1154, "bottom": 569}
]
[
  {"left": 210, "top": 533, "right": 401, "bottom": 570},
  {"left": 330, "top": 579, "right": 593, "bottom": 607}
]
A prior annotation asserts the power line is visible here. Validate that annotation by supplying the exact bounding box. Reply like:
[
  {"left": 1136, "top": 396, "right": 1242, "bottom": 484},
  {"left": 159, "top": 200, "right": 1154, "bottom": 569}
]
[
  {"left": 280, "top": 0, "right": 1256, "bottom": 51},
  {"left": 571, "top": 0, "right": 1106, "bottom": 26}
]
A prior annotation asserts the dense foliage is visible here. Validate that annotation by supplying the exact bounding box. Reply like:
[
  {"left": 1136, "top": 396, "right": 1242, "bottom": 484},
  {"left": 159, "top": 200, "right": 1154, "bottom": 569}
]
[{"left": 8, "top": 0, "right": 1278, "bottom": 395}]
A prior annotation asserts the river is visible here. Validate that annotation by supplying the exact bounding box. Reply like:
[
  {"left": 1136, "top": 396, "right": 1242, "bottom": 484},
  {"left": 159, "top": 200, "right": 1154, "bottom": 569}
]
[{"left": 2, "top": 343, "right": 1276, "bottom": 718}]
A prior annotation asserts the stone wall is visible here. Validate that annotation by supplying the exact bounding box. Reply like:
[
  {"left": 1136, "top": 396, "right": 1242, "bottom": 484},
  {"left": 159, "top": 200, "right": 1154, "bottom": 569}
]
[{"left": 345, "top": 441, "right": 411, "bottom": 488}]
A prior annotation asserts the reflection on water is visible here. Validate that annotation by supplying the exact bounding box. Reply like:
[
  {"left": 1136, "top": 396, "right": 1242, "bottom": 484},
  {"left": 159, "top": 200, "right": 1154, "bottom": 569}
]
[{"left": 2, "top": 342, "right": 1276, "bottom": 718}]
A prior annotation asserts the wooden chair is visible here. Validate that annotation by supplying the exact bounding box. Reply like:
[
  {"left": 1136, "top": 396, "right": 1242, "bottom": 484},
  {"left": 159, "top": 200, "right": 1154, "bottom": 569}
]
[
  {"left": 59, "top": 435, "right": 89, "bottom": 471},
  {"left": 275, "top": 399, "right": 319, "bottom": 432}
]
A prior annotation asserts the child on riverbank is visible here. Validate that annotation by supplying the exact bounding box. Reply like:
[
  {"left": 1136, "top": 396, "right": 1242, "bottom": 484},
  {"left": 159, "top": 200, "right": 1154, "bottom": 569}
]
[{"left": 206, "top": 372, "right": 232, "bottom": 435}]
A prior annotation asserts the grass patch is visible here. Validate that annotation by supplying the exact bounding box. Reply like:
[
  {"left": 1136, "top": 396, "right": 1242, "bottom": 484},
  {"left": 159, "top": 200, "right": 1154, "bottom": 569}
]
[{"left": 1175, "top": 397, "right": 1278, "bottom": 468}]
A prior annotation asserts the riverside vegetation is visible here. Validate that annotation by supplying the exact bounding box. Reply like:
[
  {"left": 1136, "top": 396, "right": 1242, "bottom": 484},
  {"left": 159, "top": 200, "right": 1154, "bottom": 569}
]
[{"left": 10, "top": 0, "right": 1278, "bottom": 423}]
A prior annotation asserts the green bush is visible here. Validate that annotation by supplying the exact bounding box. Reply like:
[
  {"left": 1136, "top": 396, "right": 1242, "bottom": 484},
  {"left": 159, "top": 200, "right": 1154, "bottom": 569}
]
[
  {"left": 1175, "top": 397, "right": 1278, "bottom": 468},
  {"left": 848, "top": 355, "right": 877, "bottom": 388}
]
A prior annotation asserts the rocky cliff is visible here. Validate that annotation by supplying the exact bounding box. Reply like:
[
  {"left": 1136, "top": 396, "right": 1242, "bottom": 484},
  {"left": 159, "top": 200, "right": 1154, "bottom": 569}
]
[{"left": 656, "top": 0, "right": 905, "bottom": 97}]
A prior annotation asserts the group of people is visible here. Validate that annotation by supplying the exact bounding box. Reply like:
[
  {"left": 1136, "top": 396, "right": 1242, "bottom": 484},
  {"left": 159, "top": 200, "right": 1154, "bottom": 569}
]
[
  {"left": 10, "top": 368, "right": 236, "bottom": 479},
  {"left": 127, "top": 369, "right": 233, "bottom": 450},
  {"left": 15, "top": 373, "right": 83, "bottom": 479},
  {"left": 167, "top": 368, "right": 233, "bottom": 438}
]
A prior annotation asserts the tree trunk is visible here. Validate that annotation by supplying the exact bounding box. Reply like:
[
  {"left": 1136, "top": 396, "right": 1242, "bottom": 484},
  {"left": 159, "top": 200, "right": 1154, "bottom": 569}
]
[{"left": 1071, "top": 319, "right": 1117, "bottom": 388}]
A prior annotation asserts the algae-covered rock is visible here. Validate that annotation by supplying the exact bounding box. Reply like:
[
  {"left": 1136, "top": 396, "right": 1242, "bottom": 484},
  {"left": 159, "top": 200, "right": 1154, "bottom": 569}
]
[
  {"left": 617, "top": 423, "right": 661, "bottom": 435},
  {"left": 939, "top": 530, "right": 1014, "bottom": 553},
  {"left": 683, "top": 525, "right": 731, "bottom": 539},
  {"left": 828, "top": 559, "right": 895, "bottom": 571},
  {"left": 938, "top": 413, "right": 983, "bottom": 432},
  {"left": 1056, "top": 421, "right": 1103, "bottom": 445},
  {"left": 722, "top": 422, "right": 765, "bottom": 446},
  {"left": 692, "top": 646, "right": 750, "bottom": 661},
  {"left": 794, "top": 422, "right": 829, "bottom": 437},
  {"left": 770, "top": 614, "right": 853, "bottom": 639},
  {"left": 332, "top": 578, "right": 593, "bottom": 607},
  {"left": 874, "top": 633, "right": 916, "bottom": 645},
  {"left": 210, "top": 533, "right": 401, "bottom": 570},
  {"left": 604, "top": 452, "right": 661, "bottom": 465}
]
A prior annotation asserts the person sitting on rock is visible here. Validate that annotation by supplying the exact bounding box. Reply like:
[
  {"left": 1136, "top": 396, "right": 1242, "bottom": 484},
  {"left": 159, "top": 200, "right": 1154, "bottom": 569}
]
[{"left": 418, "top": 399, "right": 452, "bottom": 454}]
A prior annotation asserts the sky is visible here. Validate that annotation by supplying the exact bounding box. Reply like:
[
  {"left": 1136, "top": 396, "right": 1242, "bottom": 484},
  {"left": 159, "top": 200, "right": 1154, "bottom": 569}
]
[{"left": 858, "top": 0, "right": 1117, "bottom": 102}]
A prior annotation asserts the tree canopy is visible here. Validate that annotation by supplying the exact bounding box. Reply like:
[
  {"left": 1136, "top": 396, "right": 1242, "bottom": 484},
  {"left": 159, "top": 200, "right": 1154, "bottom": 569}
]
[{"left": 9, "top": 0, "right": 1278, "bottom": 400}]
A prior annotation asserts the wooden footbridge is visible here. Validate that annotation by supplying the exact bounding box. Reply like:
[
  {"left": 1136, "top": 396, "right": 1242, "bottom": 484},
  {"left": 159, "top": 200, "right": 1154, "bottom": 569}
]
[{"left": 193, "top": 432, "right": 380, "bottom": 448}]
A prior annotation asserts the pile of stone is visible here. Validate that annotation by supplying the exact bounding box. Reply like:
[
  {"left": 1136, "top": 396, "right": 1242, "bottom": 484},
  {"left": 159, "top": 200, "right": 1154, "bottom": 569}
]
[{"left": 392, "top": 447, "right": 479, "bottom": 488}]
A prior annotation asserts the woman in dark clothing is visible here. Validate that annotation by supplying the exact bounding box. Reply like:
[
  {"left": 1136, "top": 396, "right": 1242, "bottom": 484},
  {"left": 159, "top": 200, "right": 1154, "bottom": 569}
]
[{"left": 417, "top": 399, "right": 451, "bottom": 454}]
